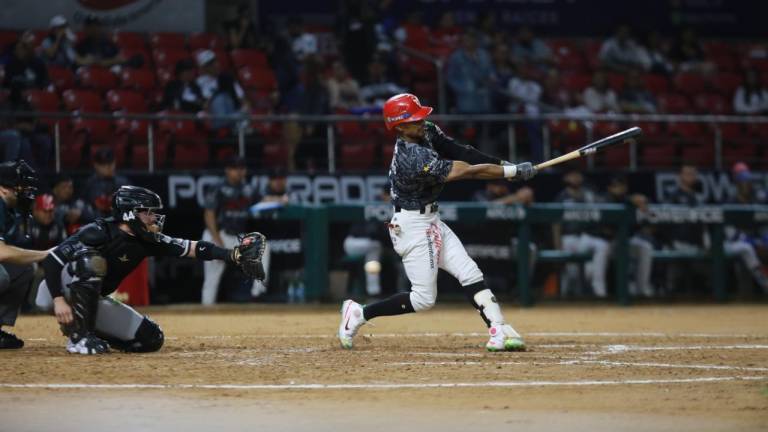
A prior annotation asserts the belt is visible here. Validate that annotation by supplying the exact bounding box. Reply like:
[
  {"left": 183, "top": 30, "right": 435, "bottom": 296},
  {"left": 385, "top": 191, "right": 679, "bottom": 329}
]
[{"left": 394, "top": 203, "right": 439, "bottom": 214}]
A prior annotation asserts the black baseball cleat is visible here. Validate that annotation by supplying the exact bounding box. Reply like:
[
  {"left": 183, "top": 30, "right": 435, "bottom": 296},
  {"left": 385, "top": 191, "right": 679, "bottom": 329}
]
[{"left": 0, "top": 329, "right": 24, "bottom": 349}]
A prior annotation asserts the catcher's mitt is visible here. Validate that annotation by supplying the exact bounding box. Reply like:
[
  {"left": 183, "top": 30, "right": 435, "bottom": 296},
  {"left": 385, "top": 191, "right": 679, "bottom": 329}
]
[{"left": 232, "top": 232, "right": 267, "bottom": 280}]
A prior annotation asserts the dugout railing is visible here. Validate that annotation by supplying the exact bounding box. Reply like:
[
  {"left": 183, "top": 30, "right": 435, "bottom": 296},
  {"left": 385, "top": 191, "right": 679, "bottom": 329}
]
[
  {"left": 261, "top": 203, "right": 768, "bottom": 306},
  {"left": 2, "top": 110, "right": 767, "bottom": 173}
]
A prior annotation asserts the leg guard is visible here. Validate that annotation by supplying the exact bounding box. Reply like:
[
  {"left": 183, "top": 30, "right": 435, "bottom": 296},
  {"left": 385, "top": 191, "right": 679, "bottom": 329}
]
[
  {"left": 101, "top": 317, "right": 164, "bottom": 353},
  {"left": 463, "top": 281, "right": 492, "bottom": 327},
  {"left": 62, "top": 248, "right": 107, "bottom": 341}
]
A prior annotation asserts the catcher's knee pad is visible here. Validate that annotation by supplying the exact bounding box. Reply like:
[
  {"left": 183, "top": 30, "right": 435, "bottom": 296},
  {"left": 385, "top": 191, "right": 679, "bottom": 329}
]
[
  {"left": 105, "top": 317, "right": 164, "bottom": 353},
  {"left": 63, "top": 247, "right": 106, "bottom": 339},
  {"left": 409, "top": 288, "right": 437, "bottom": 312}
]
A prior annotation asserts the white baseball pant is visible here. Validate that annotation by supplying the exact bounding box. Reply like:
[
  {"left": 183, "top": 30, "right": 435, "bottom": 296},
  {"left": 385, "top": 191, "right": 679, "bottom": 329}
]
[
  {"left": 201, "top": 229, "right": 270, "bottom": 305},
  {"left": 561, "top": 233, "right": 611, "bottom": 297},
  {"left": 388, "top": 207, "right": 484, "bottom": 312}
]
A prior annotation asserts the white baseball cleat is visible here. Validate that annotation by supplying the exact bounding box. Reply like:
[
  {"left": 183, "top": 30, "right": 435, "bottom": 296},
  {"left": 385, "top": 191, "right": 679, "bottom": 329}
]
[
  {"left": 486, "top": 324, "right": 526, "bottom": 352},
  {"left": 67, "top": 334, "right": 110, "bottom": 355},
  {"left": 338, "top": 299, "right": 366, "bottom": 349}
]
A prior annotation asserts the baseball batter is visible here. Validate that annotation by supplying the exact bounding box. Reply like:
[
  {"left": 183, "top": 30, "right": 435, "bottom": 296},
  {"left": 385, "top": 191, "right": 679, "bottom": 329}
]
[{"left": 338, "top": 93, "right": 537, "bottom": 351}]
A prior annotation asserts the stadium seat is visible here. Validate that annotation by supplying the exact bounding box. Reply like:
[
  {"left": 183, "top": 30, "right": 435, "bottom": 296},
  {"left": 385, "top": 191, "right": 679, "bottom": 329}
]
[
  {"left": 702, "top": 40, "right": 734, "bottom": 57},
  {"left": 673, "top": 72, "right": 707, "bottom": 95},
  {"left": 152, "top": 48, "right": 191, "bottom": 69},
  {"left": 155, "top": 66, "right": 175, "bottom": 87},
  {"left": 230, "top": 49, "right": 269, "bottom": 68},
  {"left": 0, "top": 30, "right": 18, "bottom": 51},
  {"left": 47, "top": 66, "right": 75, "bottom": 90},
  {"left": 548, "top": 119, "right": 587, "bottom": 152},
  {"left": 551, "top": 43, "right": 587, "bottom": 72},
  {"left": 188, "top": 33, "right": 224, "bottom": 51},
  {"left": 600, "top": 144, "right": 631, "bottom": 168},
  {"left": 106, "top": 89, "right": 148, "bottom": 113},
  {"left": 667, "top": 121, "right": 704, "bottom": 138},
  {"left": 71, "top": 117, "right": 122, "bottom": 165},
  {"left": 120, "top": 68, "right": 156, "bottom": 92},
  {"left": 723, "top": 141, "right": 758, "bottom": 166},
  {"left": 336, "top": 120, "right": 366, "bottom": 139},
  {"left": 640, "top": 140, "right": 677, "bottom": 168},
  {"left": 339, "top": 143, "right": 377, "bottom": 170},
  {"left": 62, "top": 89, "right": 103, "bottom": 112},
  {"left": 77, "top": 66, "right": 119, "bottom": 91},
  {"left": 642, "top": 74, "right": 670, "bottom": 93},
  {"left": 157, "top": 110, "right": 208, "bottom": 168},
  {"left": 593, "top": 121, "right": 622, "bottom": 138},
  {"left": 582, "top": 39, "right": 603, "bottom": 70},
  {"left": 749, "top": 123, "right": 768, "bottom": 139},
  {"left": 149, "top": 32, "right": 186, "bottom": 50},
  {"left": 120, "top": 47, "right": 153, "bottom": 67},
  {"left": 636, "top": 121, "right": 665, "bottom": 137},
  {"left": 561, "top": 73, "right": 592, "bottom": 93},
  {"left": 717, "top": 122, "right": 745, "bottom": 140},
  {"left": 657, "top": 93, "right": 692, "bottom": 113},
  {"left": 606, "top": 73, "right": 625, "bottom": 91},
  {"left": 112, "top": 32, "right": 147, "bottom": 50},
  {"left": 262, "top": 139, "right": 291, "bottom": 166},
  {"left": 114, "top": 118, "right": 164, "bottom": 168},
  {"left": 238, "top": 66, "right": 277, "bottom": 91},
  {"left": 680, "top": 139, "right": 715, "bottom": 167},
  {"left": 710, "top": 53, "right": 738, "bottom": 72},
  {"left": 692, "top": 93, "right": 728, "bottom": 114},
  {"left": 25, "top": 89, "right": 60, "bottom": 112},
  {"left": 412, "top": 81, "right": 438, "bottom": 107},
  {"left": 710, "top": 73, "right": 742, "bottom": 96}
]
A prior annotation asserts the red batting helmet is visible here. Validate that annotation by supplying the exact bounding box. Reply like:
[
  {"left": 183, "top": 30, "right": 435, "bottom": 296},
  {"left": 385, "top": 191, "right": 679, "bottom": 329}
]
[{"left": 382, "top": 93, "right": 433, "bottom": 130}]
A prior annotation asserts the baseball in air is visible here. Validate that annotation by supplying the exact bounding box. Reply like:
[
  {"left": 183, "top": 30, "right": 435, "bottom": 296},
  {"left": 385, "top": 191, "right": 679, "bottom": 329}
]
[{"left": 364, "top": 260, "right": 382, "bottom": 274}]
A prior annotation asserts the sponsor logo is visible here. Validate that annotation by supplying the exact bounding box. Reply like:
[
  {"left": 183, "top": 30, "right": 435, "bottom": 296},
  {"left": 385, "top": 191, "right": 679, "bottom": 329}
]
[
  {"left": 118, "top": 254, "right": 129, "bottom": 262},
  {"left": 364, "top": 205, "right": 393, "bottom": 222},
  {"left": 562, "top": 208, "right": 602, "bottom": 222},
  {"left": 485, "top": 205, "right": 526, "bottom": 221},
  {"left": 637, "top": 206, "right": 724, "bottom": 224},
  {"left": 386, "top": 112, "right": 412, "bottom": 123}
]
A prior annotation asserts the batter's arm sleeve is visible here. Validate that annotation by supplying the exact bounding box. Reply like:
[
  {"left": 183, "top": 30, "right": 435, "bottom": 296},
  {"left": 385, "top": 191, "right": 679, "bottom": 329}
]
[{"left": 427, "top": 122, "right": 503, "bottom": 165}]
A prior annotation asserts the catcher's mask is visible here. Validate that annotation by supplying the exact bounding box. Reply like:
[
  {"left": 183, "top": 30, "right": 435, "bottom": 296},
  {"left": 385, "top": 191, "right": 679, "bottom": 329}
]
[
  {"left": 0, "top": 160, "right": 39, "bottom": 215},
  {"left": 112, "top": 185, "right": 166, "bottom": 242}
]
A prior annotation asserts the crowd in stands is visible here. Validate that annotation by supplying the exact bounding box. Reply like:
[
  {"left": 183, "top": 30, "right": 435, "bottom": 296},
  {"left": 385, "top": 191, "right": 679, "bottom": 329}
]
[{"left": 0, "top": 3, "right": 767, "bottom": 171}]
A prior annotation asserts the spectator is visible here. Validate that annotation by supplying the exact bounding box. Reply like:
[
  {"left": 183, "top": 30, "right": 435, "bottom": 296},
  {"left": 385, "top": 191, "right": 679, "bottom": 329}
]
[
  {"left": 583, "top": 71, "right": 620, "bottom": 113},
  {"left": 287, "top": 17, "right": 319, "bottom": 61},
  {"left": 50, "top": 173, "right": 94, "bottom": 235},
  {"left": 0, "top": 106, "right": 53, "bottom": 171},
  {"left": 209, "top": 73, "right": 249, "bottom": 132},
  {"left": 619, "top": 70, "right": 658, "bottom": 114},
  {"left": 599, "top": 25, "right": 648, "bottom": 73},
  {"left": 605, "top": 176, "right": 656, "bottom": 297},
  {"left": 723, "top": 162, "right": 768, "bottom": 293},
  {"left": 393, "top": 11, "right": 430, "bottom": 51},
  {"left": 2, "top": 31, "right": 49, "bottom": 107},
  {"left": 82, "top": 148, "right": 129, "bottom": 218},
  {"left": 641, "top": 31, "right": 673, "bottom": 75},
  {"left": 40, "top": 15, "right": 77, "bottom": 68},
  {"left": 508, "top": 65, "right": 545, "bottom": 162},
  {"left": 733, "top": 69, "right": 768, "bottom": 115},
  {"left": 446, "top": 31, "right": 494, "bottom": 114},
  {"left": 510, "top": 26, "right": 553, "bottom": 71},
  {"left": 540, "top": 69, "right": 571, "bottom": 112},
  {"left": 338, "top": 0, "right": 378, "bottom": 82},
  {"left": 669, "top": 27, "right": 714, "bottom": 75},
  {"left": 223, "top": 3, "right": 258, "bottom": 50},
  {"left": 359, "top": 55, "right": 406, "bottom": 109},
  {"left": 74, "top": 16, "right": 125, "bottom": 68},
  {"left": 201, "top": 156, "right": 265, "bottom": 304},
  {"left": 326, "top": 61, "right": 363, "bottom": 111},
  {"left": 25, "top": 194, "right": 66, "bottom": 251},
  {"left": 162, "top": 59, "right": 205, "bottom": 112},
  {"left": 283, "top": 58, "right": 330, "bottom": 170},
  {"left": 473, "top": 181, "right": 535, "bottom": 205},
  {"left": 491, "top": 43, "right": 514, "bottom": 112},
  {"left": 663, "top": 163, "right": 706, "bottom": 250},
  {"left": 553, "top": 170, "right": 611, "bottom": 297},
  {"left": 195, "top": 50, "right": 246, "bottom": 104},
  {"left": 432, "top": 11, "right": 462, "bottom": 49}
]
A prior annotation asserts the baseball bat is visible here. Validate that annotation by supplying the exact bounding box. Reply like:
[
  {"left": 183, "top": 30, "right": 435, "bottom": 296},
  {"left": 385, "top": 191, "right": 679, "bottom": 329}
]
[{"left": 534, "top": 126, "right": 642, "bottom": 171}]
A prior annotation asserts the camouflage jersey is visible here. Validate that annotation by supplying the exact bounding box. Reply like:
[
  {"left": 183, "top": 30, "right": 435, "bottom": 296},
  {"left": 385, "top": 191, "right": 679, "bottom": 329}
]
[{"left": 388, "top": 121, "right": 504, "bottom": 210}]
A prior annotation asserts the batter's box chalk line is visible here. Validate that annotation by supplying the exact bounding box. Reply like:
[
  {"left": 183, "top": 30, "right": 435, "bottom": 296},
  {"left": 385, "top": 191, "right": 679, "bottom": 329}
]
[{"left": 1, "top": 376, "right": 766, "bottom": 391}]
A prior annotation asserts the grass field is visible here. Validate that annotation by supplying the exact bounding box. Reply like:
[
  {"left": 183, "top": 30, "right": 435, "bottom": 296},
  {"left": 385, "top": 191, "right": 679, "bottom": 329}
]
[{"left": 2, "top": 304, "right": 767, "bottom": 432}]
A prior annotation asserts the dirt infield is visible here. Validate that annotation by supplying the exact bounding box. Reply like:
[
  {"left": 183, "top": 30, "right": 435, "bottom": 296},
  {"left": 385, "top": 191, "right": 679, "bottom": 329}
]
[{"left": 1, "top": 304, "right": 767, "bottom": 432}]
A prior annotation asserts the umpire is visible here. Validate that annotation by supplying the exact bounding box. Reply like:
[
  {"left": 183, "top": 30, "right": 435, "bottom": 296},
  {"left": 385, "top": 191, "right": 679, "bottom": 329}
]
[{"left": 0, "top": 161, "right": 50, "bottom": 349}]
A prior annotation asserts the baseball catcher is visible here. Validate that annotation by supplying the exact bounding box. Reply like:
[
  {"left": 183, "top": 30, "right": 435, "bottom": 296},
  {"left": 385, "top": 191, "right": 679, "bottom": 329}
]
[
  {"left": 36, "top": 185, "right": 266, "bottom": 354},
  {"left": 339, "top": 93, "right": 536, "bottom": 352}
]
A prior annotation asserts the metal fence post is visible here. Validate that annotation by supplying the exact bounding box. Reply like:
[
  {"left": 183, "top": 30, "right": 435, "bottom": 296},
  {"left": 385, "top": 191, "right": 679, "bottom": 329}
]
[
  {"left": 615, "top": 207, "right": 631, "bottom": 306},
  {"left": 629, "top": 139, "right": 637, "bottom": 171},
  {"left": 327, "top": 123, "right": 336, "bottom": 174},
  {"left": 436, "top": 59, "right": 446, "bottom": 114},
  {"left": 302, "top": 205, "right": 329, "bottom": 301},
  {"left": 237, "top": 121, "right": 246, "bottom": 158},
  {"left": 148, "top": 123, "right": 155, "bottom": 173},
  {"left": 711, "top": 223, "right": 726, "bottom": 302},
  {"left": 54, "top": 121, "right": 61, "bottom": 173},
  {"left": 517, "top": 221, "right": 533, "bottom": 307},
  {"left": 541, "top": 122, "right": 550, "bottom": 161},
  {"left": 714, "top": 124, "right": 723, "bottom": 171},
  {"left": 507, "top": 122, "right": 517, "bottom": 162}
]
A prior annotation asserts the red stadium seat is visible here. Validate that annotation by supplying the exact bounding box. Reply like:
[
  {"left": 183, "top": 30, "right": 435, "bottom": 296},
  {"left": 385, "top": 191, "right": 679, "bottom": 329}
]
[
  {"left": 692, "top": 93, "right": 728, "bottom": 115},
  {"left": 710, "top": 54, "right": 738, "bottom": 73},
  {"left": 561, "top": 73, "right": 592, "bottom": 93},
  {"left": 114, "top": 118, "right": 164, "bottom": 168},
  {"left": 262, "top": 140, "right": 291, "bottom": 166},
  {"left": 336, "top": 120, "right": 366, "bottom": 139},
  {"left": 642, "top": 74, "right": 669, "bottom": 93},
  {"left": 112, "top": 32, "right": 146, "bottom": 50},
  {"left": 339, "top": 143, "right": 377, "bottom": 170},
  {"left": 702, "top": 41, "right": 734, "bottom": 57},
  {"left": 636, "top": 121, "right": 665, "bottom": 137},
  {"left": 155, "top": 66, "right": 175, "bottom": 87},
  {"left": 667, "top": 121, "right": 704, "bottom": 138},
  {"left": 606, "top": 73, "right": 625, "bottom": 91},
  {"left": 120, "top": 68, "right": 156, "bottom": 92},
  {"left": 71, "top": 117, "right": 123, "bottom": 165},
  {"left": 640, "top": 140, "right": 677, "bottom": 168},
  {"left": 0, "top": 31, "right": 18, "bottom": 51},
  {"left": 718, "top": 122, "right": 745, "bottom": 141},
  {"left": 548, "top": 119, "right": 587, "bottom": 152},
  {"left": 106, "top": 89, "right": 148, "bottom": 113},
  {"left": 238, "top": 66, "right": 277, "bottom": 91},
  {"left": 657, "top": 93, "right": 691, "bottom": 113},
  {"left": 48, "top": 66, "right": 75, "bottom": 90},
  {"left": 149, "top": 32, "right": 186, "bottom": 49},
  {"left": 710, "top": 73, "right": 742, "bottom": 96},
  {"left": 600, "top": 144, "right": 630, "bottom": 168},
  {"left": 152, "top": 48, "right": 191, "bottom": 69},
  {"left": 551, "top": 43, "right": 587, "bottom": 72},
  {"left": 230, "top": 49, "right": 269, "bottom": 68},
  {"left": 582, "top": 39, "right": 603, "bottom": 70},
  {"left": 77, "top": 67, "right": 119, "bottom": 91},
  {"left": 157, "top": 110, "right": 208, "bottom": 168},
  {"left": 723, "top": 141, "right": 758, "bottom": 166},
  {"left": 593, "top": 121, "right": 622, "bottom": 138},
  {"left": 25, "top": 90, "right": 60, "bottom": 112},
  {"left": 680, "top": 139, "right": 715, "bottom": 168},
  {"left": 188, "top": 33, "right": 224, "bottom": 51},
  {"left": 62, "top": 89, "right": 103, "bottom": 112},
  {"left": 749, "top": 123, "right": 768, "bottom": 139},
  {"left": 120, "top": 47, "right": 152, "bottom": 67},
  {"left": 673, "top": 72, "right": 707, "bottom": 95}
]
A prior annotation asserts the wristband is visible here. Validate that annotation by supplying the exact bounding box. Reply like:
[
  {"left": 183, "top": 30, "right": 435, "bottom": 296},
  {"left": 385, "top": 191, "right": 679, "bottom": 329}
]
[
  {"left": 503, "top": 164, "right": 517, "bottom": 178},
  {"left": 196, "top": 241, "right": 231, "bottom": 261}
]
